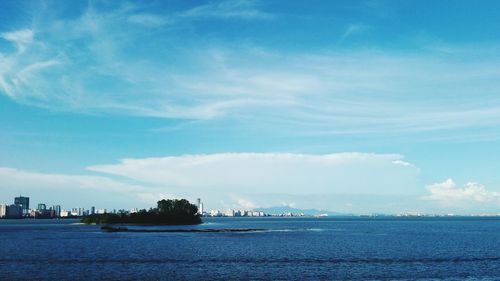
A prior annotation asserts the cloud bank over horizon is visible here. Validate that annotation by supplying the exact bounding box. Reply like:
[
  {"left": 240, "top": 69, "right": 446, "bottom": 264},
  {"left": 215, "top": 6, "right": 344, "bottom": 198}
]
[
  {"left": 87, "top": 152, "right": 420, "bottom": 195},
  {"left": 0, "top": 152, "right": 421, "bottom": 212},
  {"left": 1, "top": 152, "right": 499, "bottom": 214}
]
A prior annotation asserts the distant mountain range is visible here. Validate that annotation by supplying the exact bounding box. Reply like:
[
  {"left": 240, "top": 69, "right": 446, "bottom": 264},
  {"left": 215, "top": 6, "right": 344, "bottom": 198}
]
[{"left": 255, "top": 206, "right": 354, "bottom": 216}]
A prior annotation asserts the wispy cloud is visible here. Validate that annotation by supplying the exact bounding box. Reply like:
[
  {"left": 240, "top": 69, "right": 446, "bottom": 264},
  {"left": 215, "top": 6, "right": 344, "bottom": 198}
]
[
  {"left": 1, "top": 29, "right": 33, "bottom": 52},
  {"left": 180, "top": 0, "right": 273, "bottom": 20},
  {"left": 127, "top": 13, "right": 170, "bottom": 27},
  {"left": 1, "top": 1, "right": 500, "bottom": 141},
  {"left": 338, "top": 24, "right": 369, "bottom": 44},
  {"left": 127, "top": 0, "right": 271, "bottom": 27}
]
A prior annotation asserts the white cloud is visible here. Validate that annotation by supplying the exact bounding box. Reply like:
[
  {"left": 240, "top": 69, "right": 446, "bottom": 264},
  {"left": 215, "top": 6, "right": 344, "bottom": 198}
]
[
  {"left": 87, "top": 152, "right": 420, "bottom": 195},
  {"left": 422, "top": 179, "right": 500, "bottom": 205}
]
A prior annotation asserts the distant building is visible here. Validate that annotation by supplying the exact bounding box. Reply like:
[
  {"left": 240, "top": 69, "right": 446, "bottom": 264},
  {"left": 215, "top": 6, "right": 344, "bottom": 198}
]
[
  {"left": 0, "top": 204, "right": 7, "bottom": 218},
  {"left": 210, "top": 210, "right": 221, "bottom": 217},
  {"left": 14, "top": 196, "right": 29, "bottom": 214},
  {"left": 37, "top": 203, "right": 47, "bottom": 211},
  {"left": 197, "top": 198, "right": 204, "bottom": 215},
  {"left": 205, "top": 209, "right": 267, "bottom": 217},
  {"left": 251, "top": 211, "right": 264, "bottom": 217},
  {"left": 53, "top": 205, "right": 61, "bottom": 217},
  {"left": 7, "top": 204, "right": 22, "bottom": 218},
  {"left": 90, "top": 206, "right": 95, "bottom": 215},
  {"left": 97, "top": 209, "right": 107, "bottom": 214}
]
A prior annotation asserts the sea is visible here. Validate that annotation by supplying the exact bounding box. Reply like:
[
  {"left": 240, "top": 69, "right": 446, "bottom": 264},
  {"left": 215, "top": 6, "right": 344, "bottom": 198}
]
[{"left": 1, "top": 217, "right": 500, "bottom": 280}]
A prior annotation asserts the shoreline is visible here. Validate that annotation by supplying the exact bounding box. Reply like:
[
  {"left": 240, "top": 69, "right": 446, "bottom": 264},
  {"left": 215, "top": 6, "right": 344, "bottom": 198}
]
[{"left": 101, "top": 225, "right": 267, "bottom": 233}]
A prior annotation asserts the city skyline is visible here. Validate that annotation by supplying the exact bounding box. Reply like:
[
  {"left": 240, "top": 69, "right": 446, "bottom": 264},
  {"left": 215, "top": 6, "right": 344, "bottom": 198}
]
[
  {"left": 2, "top": 1, "right": 500, "bottom": 214},
  {"left": 0, "top": 195, "right": 279, "bottom": 218},
  {"left": 4, "top": 194, "right": 497, "bottom": 218}
]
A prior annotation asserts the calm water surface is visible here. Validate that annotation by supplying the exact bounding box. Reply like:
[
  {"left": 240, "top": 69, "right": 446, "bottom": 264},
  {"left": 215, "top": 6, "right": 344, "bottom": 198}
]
[{"left": 1, "top": 217, "right": 500, "bottom": 280}]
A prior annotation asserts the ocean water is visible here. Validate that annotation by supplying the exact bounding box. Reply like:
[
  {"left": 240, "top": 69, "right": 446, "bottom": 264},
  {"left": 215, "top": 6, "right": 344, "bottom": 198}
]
[{"left": 1, "top": 217, "right": 500, "bottom": 280}]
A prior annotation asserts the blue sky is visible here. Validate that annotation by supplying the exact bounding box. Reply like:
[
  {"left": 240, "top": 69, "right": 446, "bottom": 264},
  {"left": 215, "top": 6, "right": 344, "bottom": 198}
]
[{"left": 1, "top": 0, "right": 500, "bottom": 214}]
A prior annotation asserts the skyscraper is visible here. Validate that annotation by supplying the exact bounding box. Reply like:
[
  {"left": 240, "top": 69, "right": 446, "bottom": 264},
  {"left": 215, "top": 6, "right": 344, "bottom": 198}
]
[{"left": 14, "top": 196, "right": 29, "bottom": 214}]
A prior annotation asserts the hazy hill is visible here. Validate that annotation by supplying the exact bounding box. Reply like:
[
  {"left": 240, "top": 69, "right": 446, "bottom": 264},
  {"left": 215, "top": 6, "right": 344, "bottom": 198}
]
[{"left": 256, "top": 206, "right": 354, "bottom": 216}]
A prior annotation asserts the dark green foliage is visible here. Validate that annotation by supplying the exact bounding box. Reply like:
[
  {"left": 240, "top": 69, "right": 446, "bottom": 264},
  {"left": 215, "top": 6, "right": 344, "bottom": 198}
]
[{"left": 81, "top": 199, "right": 201, "bottom": 225}]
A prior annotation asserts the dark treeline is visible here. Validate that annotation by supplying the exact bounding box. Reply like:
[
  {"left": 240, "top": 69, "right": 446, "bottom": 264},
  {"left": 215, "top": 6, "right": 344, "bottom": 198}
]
[{"left": 81, "top": 199, "right": 201, "bottom": 225}]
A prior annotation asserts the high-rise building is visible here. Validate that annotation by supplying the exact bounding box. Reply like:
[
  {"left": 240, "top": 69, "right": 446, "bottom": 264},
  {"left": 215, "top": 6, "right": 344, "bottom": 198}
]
[
  {"left": 53, "top": 205, "right": 61, "bottom": 217},
  {"left": 14, "top": 196, "right": 29, "bottom": 214},
  {"left": 37, "top": 203, "right": 47, "bottom": 211},
  {"left": 90, "top": 206, "right": 95, "bottom": 215},
  {"left": 0, "top": 204, "right": 8, "bottom": 218},
  {"left": 197, "top": 198, "right": 203, "bottom": 214}
]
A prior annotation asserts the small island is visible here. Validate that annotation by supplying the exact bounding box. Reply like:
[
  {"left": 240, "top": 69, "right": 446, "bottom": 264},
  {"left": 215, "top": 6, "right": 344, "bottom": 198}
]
[{"left": 81, "top": 199, "right": 201, "bottom": 225}]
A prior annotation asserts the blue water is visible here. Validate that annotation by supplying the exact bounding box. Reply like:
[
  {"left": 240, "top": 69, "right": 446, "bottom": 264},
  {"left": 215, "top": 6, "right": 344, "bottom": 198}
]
[{"left": 1, "top": 217, "right": 500, "bottom": 280}]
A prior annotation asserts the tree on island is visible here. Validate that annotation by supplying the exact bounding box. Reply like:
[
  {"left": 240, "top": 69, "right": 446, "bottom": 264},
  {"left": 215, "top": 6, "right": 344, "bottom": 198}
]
[{"left": 81, "top": 199, "right": 201, "bottom": 225}]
